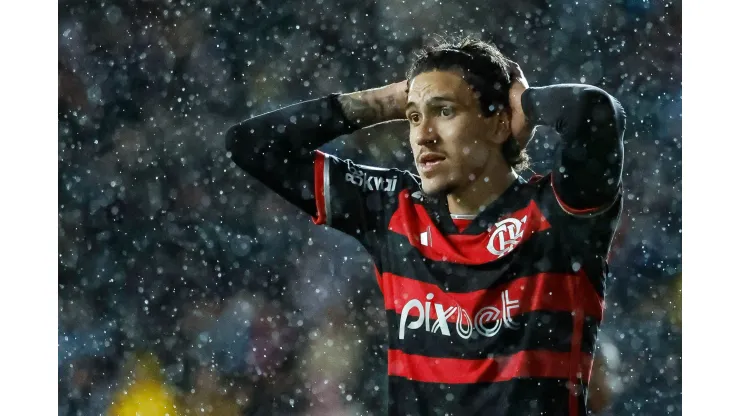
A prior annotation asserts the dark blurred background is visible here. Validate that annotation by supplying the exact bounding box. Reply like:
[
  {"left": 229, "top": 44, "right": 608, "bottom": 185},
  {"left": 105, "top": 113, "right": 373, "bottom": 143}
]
[{"left": 58, "top": 0, "right": 681, "bottom": 414}]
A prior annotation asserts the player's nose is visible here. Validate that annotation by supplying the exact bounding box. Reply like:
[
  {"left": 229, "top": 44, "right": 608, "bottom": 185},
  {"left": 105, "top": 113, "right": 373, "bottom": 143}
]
[{"left": 414, "top": 124, "right": 441, "bottom": 148}]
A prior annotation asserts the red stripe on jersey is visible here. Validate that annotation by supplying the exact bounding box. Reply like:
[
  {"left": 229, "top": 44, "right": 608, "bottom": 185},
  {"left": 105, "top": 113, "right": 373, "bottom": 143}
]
[
  {"left": 388, "top": 190, "right": 551, "bottom": 265},
  {"left": 312, "top": 152, "right": 327, "bottom": 225},
  {"left": 388, "top": 349, "right": 593, "bottom": 384},
  {"left": 378, "top": 271, "right": 604, "bottom": 322}
]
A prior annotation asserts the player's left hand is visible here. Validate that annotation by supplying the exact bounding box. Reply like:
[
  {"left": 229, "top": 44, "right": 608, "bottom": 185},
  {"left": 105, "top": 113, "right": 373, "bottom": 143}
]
[{"left": 507, "top": 60, "right": 535, "bottom": 147}]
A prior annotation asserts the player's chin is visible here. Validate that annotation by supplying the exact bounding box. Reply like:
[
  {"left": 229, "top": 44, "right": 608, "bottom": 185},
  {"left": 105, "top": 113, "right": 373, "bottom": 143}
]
[{"left": 420, "top": 175, "right": 458, "bottom": 197}]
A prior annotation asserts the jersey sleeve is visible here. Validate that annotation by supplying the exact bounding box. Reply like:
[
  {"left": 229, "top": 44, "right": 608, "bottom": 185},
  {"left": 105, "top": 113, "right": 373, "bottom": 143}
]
[
  {"left": 225, "top": 93, "right": 411, "bottom": 248},
  {"left": 522, "top": 84, "right": 626, "bottom": 217},
  {"left": 313, "top": 151, "right": 409, "bottom": 243}
]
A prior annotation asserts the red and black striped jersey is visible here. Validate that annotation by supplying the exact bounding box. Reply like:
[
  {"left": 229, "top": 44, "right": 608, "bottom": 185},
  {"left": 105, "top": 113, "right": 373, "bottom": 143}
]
[
  {"left": 310, "top": 152, "right": 621, "bottom": 416},
  {"left": 225, "top": 86, "right": 626, "bottom": 415}
]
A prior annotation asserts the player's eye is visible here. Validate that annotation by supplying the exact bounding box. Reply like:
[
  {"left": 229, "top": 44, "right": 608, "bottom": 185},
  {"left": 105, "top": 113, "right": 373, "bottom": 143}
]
[
  {"left": 408, "top": 113, "right": 421, "bottom": 124},
  {"left": 440, "top": 107, "right": 453, "bottom": 117}
]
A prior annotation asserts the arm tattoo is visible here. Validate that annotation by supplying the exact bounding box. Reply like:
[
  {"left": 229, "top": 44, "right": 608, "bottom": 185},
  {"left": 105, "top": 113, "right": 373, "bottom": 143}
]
[{"left": 337, "top": 91, "right": 402, "bottom": 129}]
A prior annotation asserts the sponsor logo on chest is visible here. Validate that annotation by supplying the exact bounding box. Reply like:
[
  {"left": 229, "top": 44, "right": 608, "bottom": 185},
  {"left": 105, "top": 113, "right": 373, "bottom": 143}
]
[{"left": 398, "top": 290, "right": 521, "bottom": 340}]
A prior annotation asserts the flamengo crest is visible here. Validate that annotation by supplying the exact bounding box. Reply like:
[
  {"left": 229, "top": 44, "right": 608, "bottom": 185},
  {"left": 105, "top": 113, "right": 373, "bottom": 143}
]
[{"left": 487, "top": 215, "right": 528, "bottom": 256}]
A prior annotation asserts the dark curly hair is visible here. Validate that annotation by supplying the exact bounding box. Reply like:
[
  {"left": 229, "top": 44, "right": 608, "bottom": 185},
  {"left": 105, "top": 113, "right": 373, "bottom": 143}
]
[{"left": 406, "top": 35, "right": 529, "bottom": 172}]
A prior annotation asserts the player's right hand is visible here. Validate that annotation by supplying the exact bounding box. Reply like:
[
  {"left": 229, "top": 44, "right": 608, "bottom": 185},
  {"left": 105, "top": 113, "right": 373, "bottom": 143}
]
[
  {"left": 388, "top": 80, "right": 409, "bottom": 119},
  {"left": 506, "top": 60, "right": 534, "bottom": 148}
]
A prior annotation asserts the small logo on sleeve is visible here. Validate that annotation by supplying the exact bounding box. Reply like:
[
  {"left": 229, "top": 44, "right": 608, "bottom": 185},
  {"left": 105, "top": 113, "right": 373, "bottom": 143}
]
[{"left": 345, "top": 165, "right": 398, "bottom": 192}]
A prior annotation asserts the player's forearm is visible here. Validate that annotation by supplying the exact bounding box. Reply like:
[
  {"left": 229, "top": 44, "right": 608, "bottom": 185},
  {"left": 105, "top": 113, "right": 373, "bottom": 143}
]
[
  {"left": 223, "top": 84, "right": 405, "bottom": 213},
  {"left": 224, "top": 94, "right": 356, "bottom": 213},
  {"left": 521, "top": 84, "right": 625, "bottom": 142},
  {"left": 336, "top": 82, "right": 407, "bottom": 129},
  {"left": 522, "top": 84, "right": 626, "bottom": 209},
  {"left": 225, "top": 94, "right": 355, "bottom": 169},
  {"left": 224, "top": 83, "right": 406, "bottom": 169}
]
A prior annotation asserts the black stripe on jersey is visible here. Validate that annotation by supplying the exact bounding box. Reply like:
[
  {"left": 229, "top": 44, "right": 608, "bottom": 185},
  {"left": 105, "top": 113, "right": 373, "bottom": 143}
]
[
  {"left": 386, "top": 310, "right": 598, "bottom": 359},
  {"left": 581, "top": 315, "right": 599, "bottom": 354},
  {"left": 387, "top": 376, "right": 585, "bottom": 416}
]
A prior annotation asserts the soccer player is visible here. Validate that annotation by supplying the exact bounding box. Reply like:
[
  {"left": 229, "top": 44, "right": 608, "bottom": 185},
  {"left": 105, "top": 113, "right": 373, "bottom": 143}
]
[{"left": 225, "top": 37, "right": 625, "bottom": 416}]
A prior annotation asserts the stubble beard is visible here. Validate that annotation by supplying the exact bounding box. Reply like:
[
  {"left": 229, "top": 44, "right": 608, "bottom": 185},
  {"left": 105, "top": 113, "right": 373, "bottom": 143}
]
[{"left": 421, "top": 175, "right": 459, "bottom": 200}]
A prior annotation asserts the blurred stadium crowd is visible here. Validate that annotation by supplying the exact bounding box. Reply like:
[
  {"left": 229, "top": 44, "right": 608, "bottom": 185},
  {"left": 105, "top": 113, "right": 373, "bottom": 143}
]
[{"left": 58, "top": 0, "right": 681, "bottom": 414}]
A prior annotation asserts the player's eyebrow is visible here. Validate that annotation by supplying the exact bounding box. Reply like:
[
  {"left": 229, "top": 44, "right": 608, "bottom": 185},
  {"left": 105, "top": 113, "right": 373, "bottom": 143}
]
[{"left": 405, "top": 95, "right": 457, "bottom": 111}]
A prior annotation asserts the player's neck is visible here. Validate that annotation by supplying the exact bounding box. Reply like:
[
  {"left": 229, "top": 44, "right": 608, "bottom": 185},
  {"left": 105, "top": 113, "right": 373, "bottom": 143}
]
[{"left": 447, "top": 160, "right": 517, "bottom": 217}]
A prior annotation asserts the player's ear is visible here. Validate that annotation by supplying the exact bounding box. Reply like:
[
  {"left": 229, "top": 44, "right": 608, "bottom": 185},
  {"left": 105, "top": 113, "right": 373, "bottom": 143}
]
[{"left": 488, "top": 109, "right": 511, "bottom": 145}]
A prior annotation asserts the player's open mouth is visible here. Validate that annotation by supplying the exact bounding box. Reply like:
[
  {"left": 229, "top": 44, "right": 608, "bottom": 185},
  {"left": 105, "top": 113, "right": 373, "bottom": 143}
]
[{"left": 417, "top": 153, "right": 446, "bottom": 173}]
